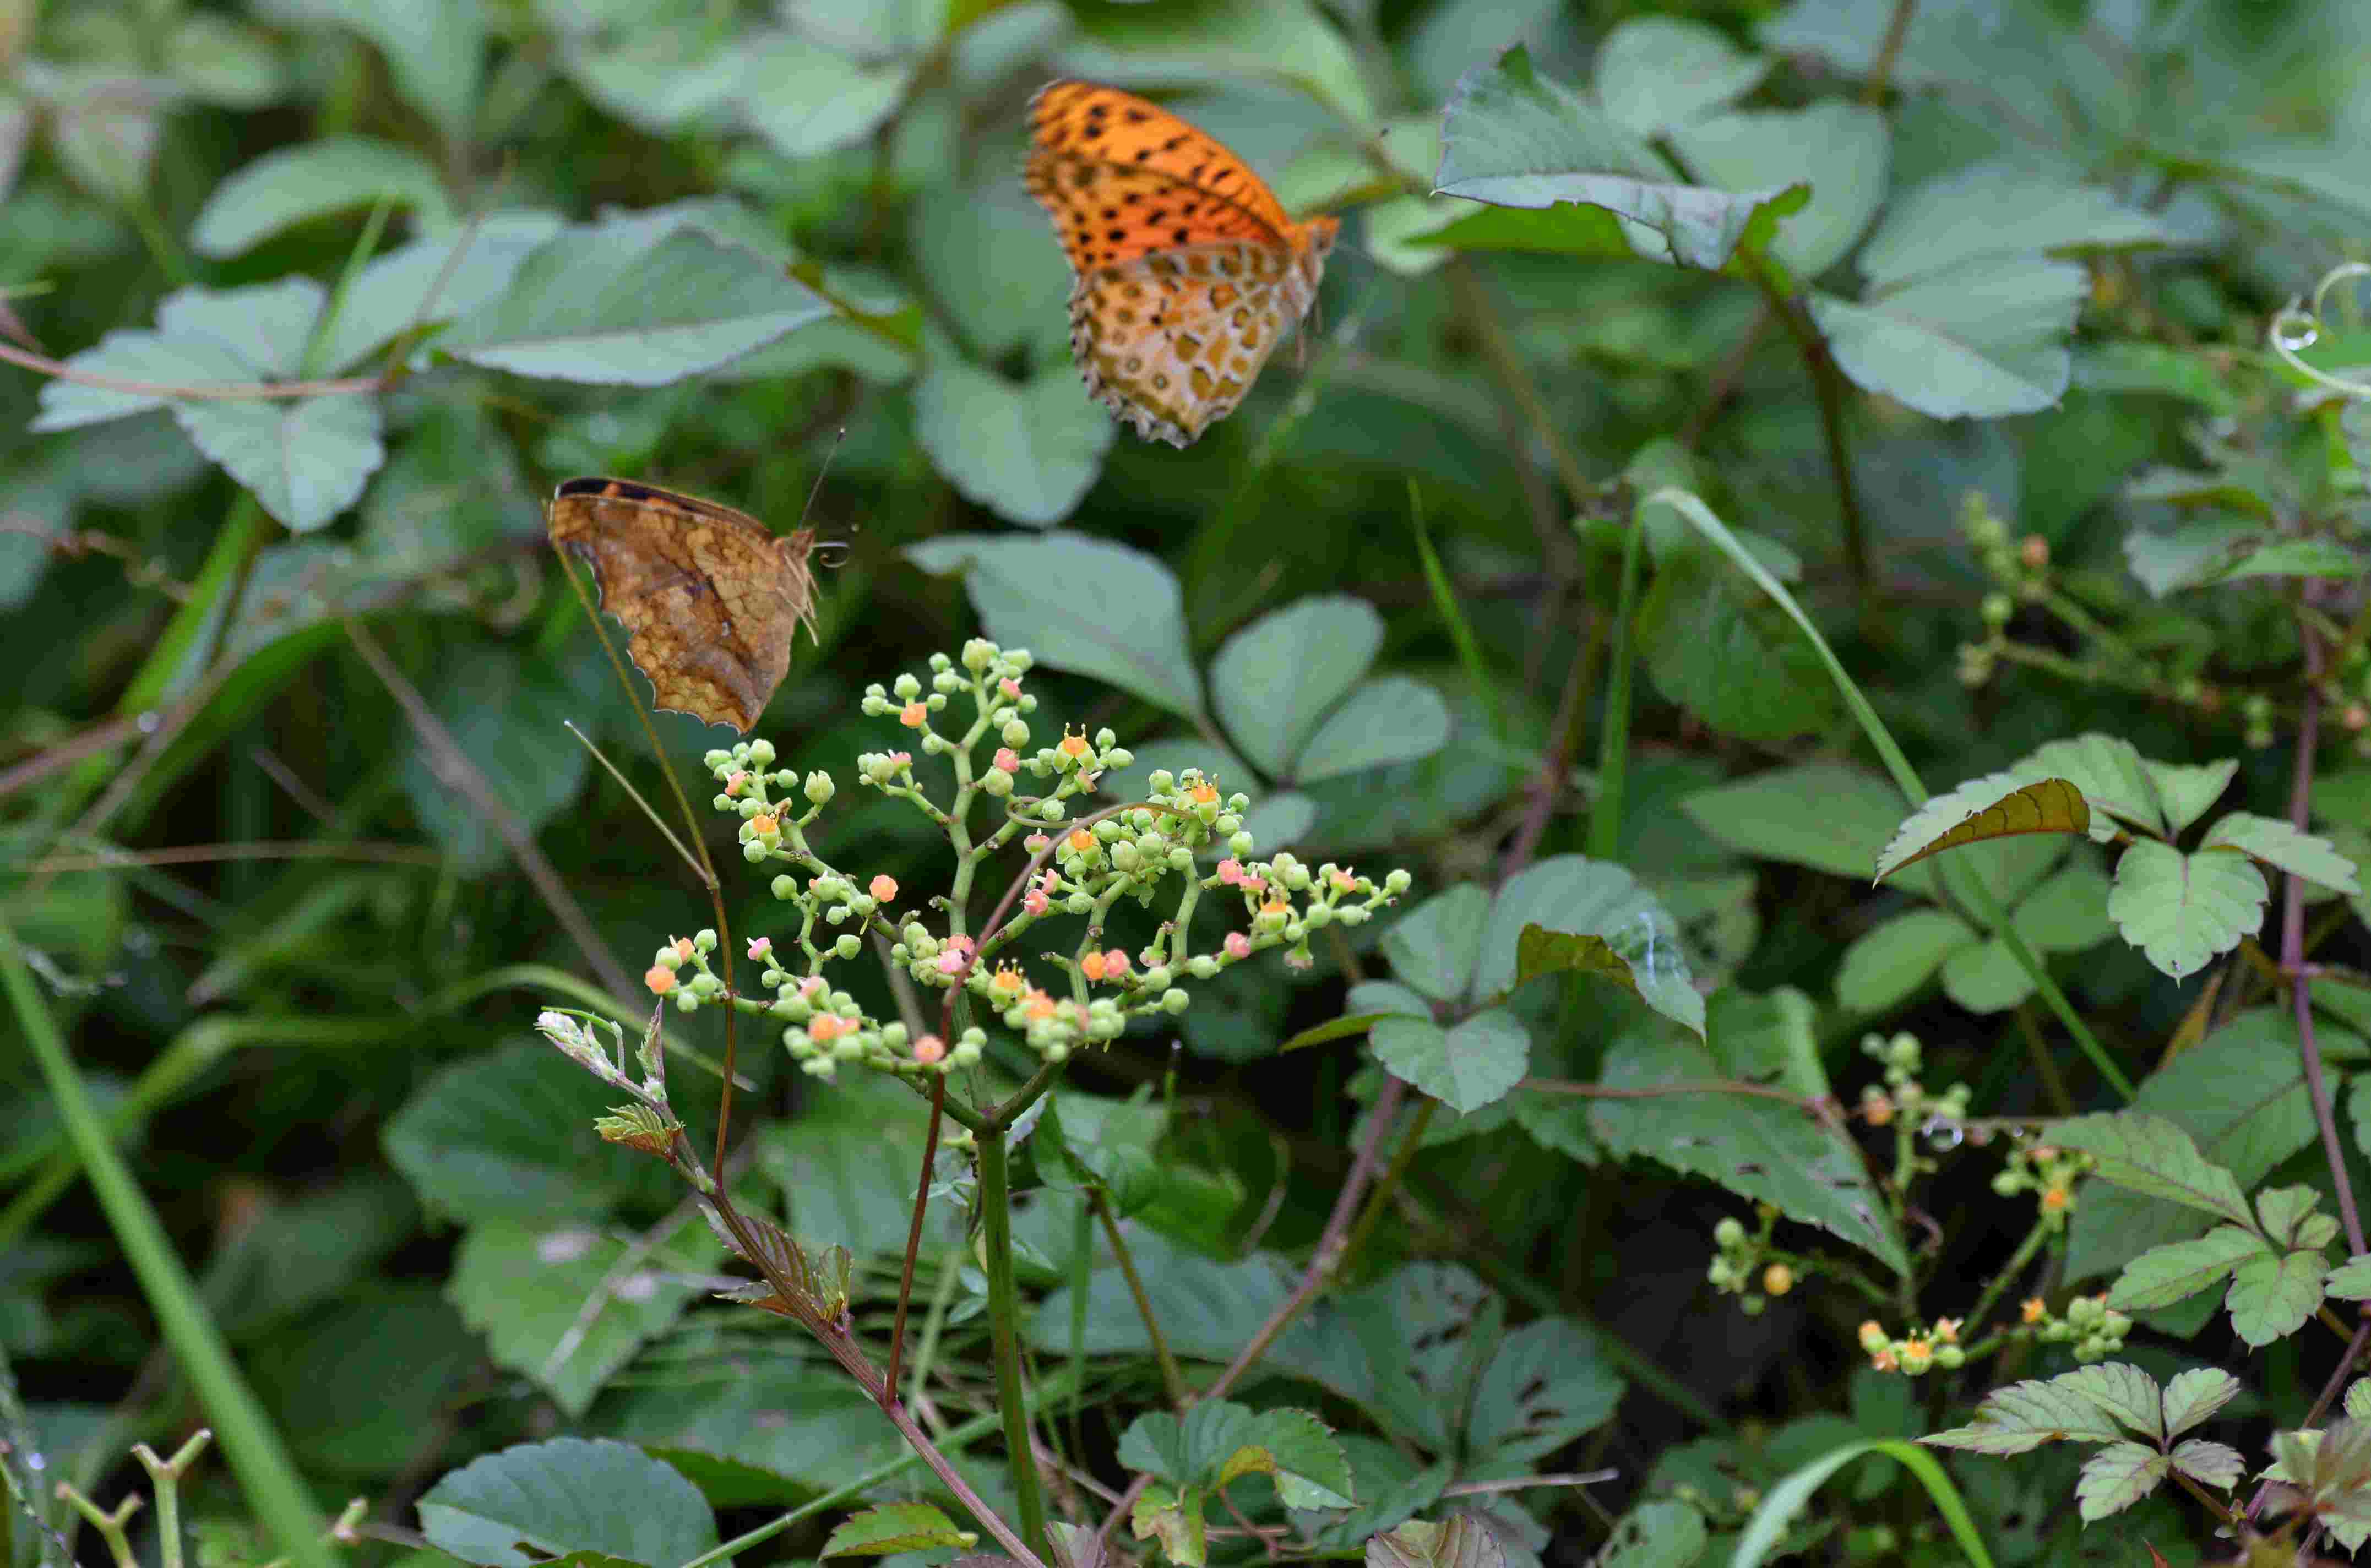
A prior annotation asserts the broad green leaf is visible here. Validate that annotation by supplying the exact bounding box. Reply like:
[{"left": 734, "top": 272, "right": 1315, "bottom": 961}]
[
  {"left": 912, "top": 178, "right": 1076, "bottom": 363},
  {"left": 2168, "top": 1438, "right": 2244, "bottom": 1491},
  {"left": 35, "top": 276, "right": 320, "bottom": 430},
  {"left": 754, "top": 1074, "right": 949, "bottom": 1255},
  {"left": 558, "top": 19, "right": 751, "bottom": 133},
  {"left": 1836, "top": 909, "right": 1976, "bottom": 1014},
  {"left": 2122, "top": 515, "right": 2264, "bottom": 597},
  {"left": 819, "top": 1503, "right": 971, "bottom": 1556},
  {"left": 1709, "top": 987, "right": 1826, "bottom": 1098},
  {"left": 2228, "top": 1245, "right": 2326, "bottom": 1346},
  {"left": 2105, "top": 1227, "right": 2263, "bottom": 1311},
  {"left": 600, "top": 1364, "right": 906, "bottom": 1499},
  {"left": 1874, "top": 775, "right": 2090, "bottom": 885},
  {"left": 1059, "top": 0, "right": 1375, "bottom": 132},
  {"left": 316, "top": 210, "right": 567, "bottom": 374},
  {"left": 1293, "top": 677, "right": 1452, "bottom": 783},
  {"left": 2062, "top": 1363, "right": 2168, "bottom": 1441},
  {"left": 1120, "top": 1402, "right": 1353, "bottom": 1509},
  {"left": 1366, "top": 1516, "right": 1502, "bottom": 1568},
  {"left": 2074, "top": 1443, "right": 2169, "bottom": 1522},
  {"left": 1407, "top": 202, "right": 1633, "bottom": 259},
  {"left": 2161, "top": 1368, "right": 2243, "bottom": 1439},
  {"left": 2067, "top": 1009, "right": 2334, "bottom": 1281},
  {"left": 254, "top": 0, "right": 482, "bottom": 139},
  {"left": 1590, "top": 1028, "right": 1906, "bottom": 1273},
  {"left": 1638, "top": 545, "right": 1839, "bottom": 744},
  {"left": 740, "top": 32, "right": 913, "bottom": 157},
  {"left": 1516, "top": 924, "right": 1701, "bottom": 1035},
  {"left": 2330, "top": 1256, "right": 2371, "bottom": 1301},
  {"left": 1938, "top": 937, "right": 2033, "bottom": 1015},
  {"left": 249, "top": 1287, "right": 479, "bottom": 1476},
  {"left": 442, "top": 226, "right": 830, "bottom": 385},
  {"left": 189, "top": 135, "right": 451, "bottom": 257},
  {"left": 2257, "top": 1185, "right": 2335, "bottom": 1248},
  {"left": 1595, "top": 18, "right": 1768, "bottom": 138},
  {"left": 1382, "top": 884, "right": 1489, "bottom": 1001},
  {"left": 167, "top": 12, "right": 287, "bottom": 108},
  {"left": 1807, "top": 257, "right": 2085, "bottom": 419},
  {"left": 447, "top": 1219, "right": 714, "bottom": 1418},
  {"left": 1587, "top": 1500, "right": 1708, "bottom": 1568},
  {"left": 2073, "top": 341, "right": 2243, "bottom": 416},
  {"left": 384, "top": 1042, "right": 665, "bottom": 1224},
  {"left": 2050, "top": 1113, "right": 2252, "bottom": 1228},
  {"left": 1480, "top": 857, "right": 1701, "bottom": 1038},
  {"left": 2107, "top": 839, "right": 2269, "bottom": 979},
  {"left": 913, "top": 348, "right": 1112, "bottom": 526},
  {"left": 199, "top": 1176, "right": 417, "bottom": 1338},
  {"left": 1371, "top": 1008, "right": 1530, "bottom": 1114},
  {"left": 2014, "top": 860, "right": 2115, "bottom": 954},
  {"left": 1922, "top": 1370, "right": 2132, "bottom": 1455},
  {"left": 1434, "top": 47, "right": 1803, "bottom": 272},
  {"left": 2200, "top": 813, "right": 2362, "bottom": 894},
  {"left": 1856, "top": 162, "right": 2175, "bottom": 286},
  {"left": 1667, "top": 103, "right": 1889, "bottom": 277},
  {"left": 398, "top": 647, "right": 589, "bottom": 872},
  {"left": 176, "top": 391, "right": 383, "bottom": 531},
  {"left": 904, "top": 532, "right": 1203, "bottom": 718},
  {"left": 1467, "top": 1316, "right": 1624, "bottom": 1462},
  {"left": 1680, "top": 764, "right": 1923, "bottom": 889},
  {"left": 417, "top": 1437, "right": 716, "bottom": 1568}
]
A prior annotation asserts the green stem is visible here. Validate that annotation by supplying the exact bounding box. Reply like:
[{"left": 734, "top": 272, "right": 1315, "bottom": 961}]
[
  {"left": 1, "top": 914, "right": 333, "bottom": 1568},
  {"left": 1339, "top": 1098, "right": 1435, "bottom": 1266},
  {"left": 1761, "top": 284, "right": 1870, "bottom": 595},
  {"left": 1092, "top": 1189, "right": 1187, "bottom": 1409},
  {"left": 1587, "top": 502, "right": 1649, "bottom": 859},
  {"left": 1961, "top": 1218, "right": 2054, "bottom": 1339},
  {"left": 975, "top": 1125, "right": 1049, "bottom": 1559}
]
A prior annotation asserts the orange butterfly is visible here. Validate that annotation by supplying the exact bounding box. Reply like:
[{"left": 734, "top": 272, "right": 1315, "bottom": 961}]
[{"left": 1025, "top": 80, "right": 1339, "bottom": 448}]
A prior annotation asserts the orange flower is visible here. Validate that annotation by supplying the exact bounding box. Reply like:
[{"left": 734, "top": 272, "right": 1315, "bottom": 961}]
[
  {"left": 645, "top": 966, "right": 677, "bottom": 995},
  {"left": 1081, "top": 951, "right": 1108, "bottom": 982},
  {"left": 1188, "top": 779, "right": 1217, "bottom": 804},
  {"left": 1869, "top": 1346, "right": 1897, "bottom": 1373},
  {"left": 1021, "top": 989, "right": 1058, "bottom": 1022},
  {"left": 750, "top": 813, "right": 779, "bottom": 837},
  {"left": 913, "top": 1034, "right": 946, "bottom": 1065},
  {"left": 1059, "top": 728, "right": 1090, "bottom": 759},
  {"left": 1761, "top": 1264, "right": 1793, "bottom": 1297},
  {"left": 1933, "top": 1317, "right": 1961, "bottom": 1344},
  {"left": 900, "top": 701, "right": 927, "bottom": 727},
  {"left": 1068, "top": 828, "right": 1095, "bottom": 853},
  {"left": 2021, "top": 1297, "right": 2047, "bottom": 1324},
  {"left": 869, "top": 874, "right": 898, "bottom": 902},
  {"left": 2040, "top": 1184, "right": 2069, "bottom": 1211}
]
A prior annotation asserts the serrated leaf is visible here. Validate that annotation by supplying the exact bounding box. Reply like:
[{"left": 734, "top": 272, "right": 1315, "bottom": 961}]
[
  {"left": 820, "top": 1503, "right": 973, "bottom": 1557},
  {"left": 2161, "top": 1368, "right": 2242, "bottom": 1438},
  {"left": 2348, "top": 1378, "right": 2371, "bottom": 1419},
  {"left": 2144, "top": 759, "right": 2238, "bottom": 837},
  {"left": 2328, "top": 1256, "right": 2371, "bottom": 1300},
  {"left": 1383, "top": 884, "right": 1490, "bottom": 1001},
  {"left": 2050, "top": 1113, "right": 2253, "bottom": 1227},
  {"left": 442, "top": 226, "right": 830, "bottom": 385},
  {"left": 1131, "top": 1485, "right": 1203, "bottom": 1568},
  {"left": 2017, "top": 734, "right": 2164, "bottom": 836},
  {"left": 1807, "top": 258, "right": 2084, "bottom": 419},
  {"left": 2200, "top": 813, "right": 2362, "bottom": 894},
  {"left": 1586, "top": 1500, "right": 1707, "bottom": 1568},
  {"left": 418, "top": 1437, "right": 716, "bottom": 1568},
  {"left": 1480, "top": 857, "right": 1701, "bottom": 1038},
  {"left": 2166, "top": 1439, "right": 2241, "bottom": 1493},
  {"left": 2255, "top": 1184, "right": 2327, "bottom": 1245},
  {"left": 2075, "top": 1442, "right": 2169, "bottom": 1521},
  {"left": 2229, "top": 1245, "right": 2326, "bottom": 1346},
  {"left": 1515, "top": 925, "right": 1691, "bottom": 1032},
  {"left": 1371, "top": 1008, "right": 1530, "bottom": 1114},
  {"left": 1668, "top": 102, "right": 1889, "bottom": 277},
  {"left": 1434, "top": 47, "right": 1803, "bottom": 272},
  {"left": 1367, "top": 1516, "right": 1504, "bottom": 1568},
  {"left": 2106, "top": 1227, "right": 2263, "bottom": 1310},
  {"left": 1873, "top": 776, "right": 2090, "bottom": 885},
  {"left": 2108, "top": 840, "right": 2270, "bottom": 979},
  {"left": 1922, "top": 1371, "right": 2125, "bottom": 1455}
]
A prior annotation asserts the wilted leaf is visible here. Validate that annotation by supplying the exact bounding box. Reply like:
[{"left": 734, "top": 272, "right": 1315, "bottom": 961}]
[{"left": 1873, "top": 776, "right": 2090, "bottom": 884}]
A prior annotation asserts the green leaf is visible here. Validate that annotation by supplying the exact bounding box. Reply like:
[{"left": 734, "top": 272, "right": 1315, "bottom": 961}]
[
  {"left": 904, "top": 533, "right": 1203, "bottom": 719},
  {"left": 249, "top": 1287, "right": 480, "bottom": 1476},
  {"left": 1371, "top": 1008, "right": 1530, "bottom": 1114},
  {"left": 199, "top": 1177, "right": 417, "bottom": 1338},
  {"left": 384, "top": 1042, "right": 664, "bottom": 1224},
  {"left": 178, "top": 390, "right": 383, "bottom": 532},
  {"left": 1873, "top": 774, "right": 2091, "bottom": 885},
  {"left": 1857, "top": 162, "right": 2175, "bottom": 287},
  {"left": 2228, "top": 1245, "right": 2326, "bottom": 1346},
  {"left": 442, "top": 225, "right": 830, "bottom": 385},
  {"left": 819, "top": 1503, "right": 972, "bottom": 1557},
  {"left": 1734, "top": 1439, "right": 1992, "bottom": 1568},
  {"left": 1293, "top": 677, "right": 1451, "bottom": 783},
  {"left": 1835, "top": 909, "right": 1977, "bottom": 1014},
  {"left": 2168, "top": 1438, "right": 2244, "bottom": 1491},
  {"left": 2075, "top": 1443, "right": 2169, "bottom": 1522},
  {"left": 254, "top": 0, "right": 482, "bottom": 139},
  {"left": 417, "top": 1438, "right": 716, "bottom": 1568},
  {"left": 1667, "top": 103, "right": 1889, "bottom": 277},
  {"left": 1590, "top": 1027, "right": 1906, "bottom": 1273},
  {"left": 913, "top": 347, "right": 1113, "bottom": 527},
  {"left": 1587, "top": 1500, "right": 1708, "bottom": 1568},
  {"left": 1516, "top": 924, "right": 1700, "bottom": 1034},
  {"left": 1480, "top": 857, "right": 1701, "bottom": 1038},
  {"left": 1680, "top": 763, "right": 1922, "bottom": 888},
  {"left": 189, "top": 135, "right": 451, "bottom": 258},
  {"left": 314, "top": 210, "right": 567, "bottom": 372},
  {"left": 1434, "top": 47, "right": 1803, "bottom": 272},
  {"left": 2106, "top": 1227, "right": 2263, "bottom": 1310},
  {"left": 398, "top": 646, "right": 590, "bottom": 872},
  {"left": 2050, "top": 1113, "right": 2253, "bottom": 1228},
  {"left": 753, "top": 1074, "right": 947, "bottom": 1254},
  {"left": 1059, "top": 0, "right": 1377, "bottom": 132},
  {"left": 1639, "top": 546, "right": 1840, "bottom": 743},
  {"left": 2258, "top": 1184, "right": 2334, "bottom": 1248},
  {"left": 1120, "top": 1402, "right": 1354, "bottom": 1509},
  {"left": 913, "top": 179, "right": 1072, "bottom": 364},
  {"left": 1132, "top": 1485, "right": 1204, "bottom": 1567},
  {"left": 2329, "top": 1256, "right": 2371, "bottom": 1301},
  {"left": 2200, "top": 813, "right": 2362, "bottom": 894},
  {"left": 1922, "top": 1370, "right": 2132, "bottom": 1455},
  {"left": 1939, "top": 939, "right": 2035, "bottom": 1015},
  {"left": 1366, "top": 1516, "right": 1502, "bottom": 1568},
  {"left": 2014, "top": 860, "right": 2116, "bottom": 954},
  {"left": 447, "top": 1219, "right": 714, "bottom": 1418},
  {"left": 2107, "top": 839, "right": 2270, "bottom": 979},
  {"left": 2073, "top": 340, "right": 2244, "bottom": 416},
  {"left": 739, "top": 33, "right": 914, "bottom": 158},
  {"left": 1806, "top": 258, "right": 2086, "bottom": 419},
  {"left": 2162, "top": 1368, "right": 2243, "bottom": 1438},
  {"left": 1382, "top": 884, "right": 1490, "bottom": 1002},
  {"left": 1467, "top": 1316, "right": 1624, "bottom": 1462},
  {"left": 1595, "top": 17, "right": 1768, "bottom": 138}
]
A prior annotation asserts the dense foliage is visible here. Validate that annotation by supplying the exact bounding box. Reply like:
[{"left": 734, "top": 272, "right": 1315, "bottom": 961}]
[{"left": 8, "top": 2, "right": 2371, "bottom": 1566}]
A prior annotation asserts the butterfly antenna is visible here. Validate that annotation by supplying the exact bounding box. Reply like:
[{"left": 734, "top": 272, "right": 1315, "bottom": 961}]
[{"left": 798, "top": 427, "right": 847, "bottom": 527}]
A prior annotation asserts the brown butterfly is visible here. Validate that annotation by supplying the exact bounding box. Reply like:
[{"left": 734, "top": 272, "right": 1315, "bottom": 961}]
[{"left": 546, "top": 477, "right": 817, "bottom": 733}]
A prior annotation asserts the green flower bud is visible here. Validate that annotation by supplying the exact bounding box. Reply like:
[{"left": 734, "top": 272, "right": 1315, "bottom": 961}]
[
  {"left": 1161, "top": 988, "right": 1189, "bottom": 1014},
  {"left": 835, "top": 934, "right": 861, "bottom": 960},
  {"left": 893, "top": 673, "right": 921, "bottom": 699},
  {"left": 1714, "top": 1217, "right": 1747, "bottom": 1249}
]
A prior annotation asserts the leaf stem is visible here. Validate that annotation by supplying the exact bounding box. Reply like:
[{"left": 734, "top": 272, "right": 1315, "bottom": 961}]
[
  {"left": 977, "top": 1123, "right": 1052, "bottom": 1559},
  {"left": 1092, "top": 1188, "right": 1188, "bottom": 1409}
]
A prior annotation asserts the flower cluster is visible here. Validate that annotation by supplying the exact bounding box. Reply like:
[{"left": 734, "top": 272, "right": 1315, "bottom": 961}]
[
  {"left": 616, "top": 639, "right": 1406, "bottom": 1082},
  {"left": 1988, "top": 1141, "right": 2092, "bottom": 1229},
  {"left": 2022, "top": 1292, "right": 2131, "bottom": 1362},
  {"left": 1704, "top": 1210, "right": 1795, "bottom": 1316},
  {"left": 1857, "top": 1315, "right": 1966, "bottom": 1375},
  {"left": 1856, "top": 1031, "right": 1972, "bottom": 1132}
]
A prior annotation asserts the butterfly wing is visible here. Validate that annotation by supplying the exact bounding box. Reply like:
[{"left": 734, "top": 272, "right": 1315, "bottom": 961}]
[{"left": 1027, "top": 80, "right": 1296, "bottom": 265}]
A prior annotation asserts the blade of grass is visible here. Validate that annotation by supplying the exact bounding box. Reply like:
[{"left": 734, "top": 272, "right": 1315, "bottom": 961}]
[
  {"left": 0, "top": 913, "right": 333, "bottom": 1568},
  {"left": 1586, "top": 502, "right": 1648, "bottom": 861},
  {"left": 1409, "top": 480, "right": 1508, "bottom": 754},
  {"left": 1646, "top": 488, "right": 2133, "bottom": 1101},
  {"left": 1734, "top": 1439, "right": 1993, "bottom": 1567}
]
